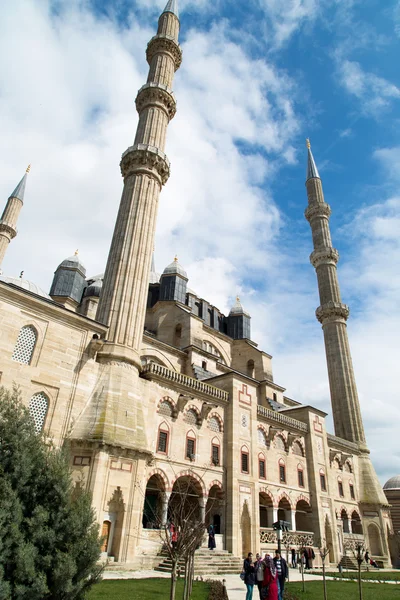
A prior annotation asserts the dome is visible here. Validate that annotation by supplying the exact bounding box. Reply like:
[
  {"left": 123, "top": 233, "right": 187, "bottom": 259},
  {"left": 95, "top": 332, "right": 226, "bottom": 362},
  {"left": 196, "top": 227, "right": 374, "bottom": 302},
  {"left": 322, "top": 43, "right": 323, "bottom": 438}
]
[
  {"left": 149, "top": 271, "right": 161, "bottom": 284},
  {"left": 0, "top": 275, "right": 52, "bottom": 300},
  {"left": 383, "top": 475, "right": 400, "bottom": 491},
  {"left": 57, "top": 251, "right": 86, "bottom": 275},
  {"left": 229, "top": 296, "right": 250, "bottom": 317},
  {"left": 162, "top": 257, "right": 187, "bottom": 279},
  {"left": 84, "top": 278, "right": 103, "bottom": 298}
]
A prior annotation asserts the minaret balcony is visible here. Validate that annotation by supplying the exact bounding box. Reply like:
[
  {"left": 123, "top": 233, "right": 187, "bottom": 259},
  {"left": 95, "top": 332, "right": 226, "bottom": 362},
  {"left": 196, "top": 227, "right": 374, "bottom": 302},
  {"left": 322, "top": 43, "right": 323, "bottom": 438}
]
[
  {"left": 310, "top": 247, "right": 339, "bottom": 268},
  {"left": 316, "top": 301, "right": 350, "bottom": 324},
  {"left": 305, "top": 202, "right": 331, "bottom": 223},
  {"left": 0, "top": 221, "right": 17, "bottom": 239},
  {"left": 136, "top": 82, "right": 177, "bottom": 120},
  {"left": 120, "top": 143, "right": 170, "bottom": 186},
  {"left": 146, "top": 34, "right": 182, "bottom": 71}
]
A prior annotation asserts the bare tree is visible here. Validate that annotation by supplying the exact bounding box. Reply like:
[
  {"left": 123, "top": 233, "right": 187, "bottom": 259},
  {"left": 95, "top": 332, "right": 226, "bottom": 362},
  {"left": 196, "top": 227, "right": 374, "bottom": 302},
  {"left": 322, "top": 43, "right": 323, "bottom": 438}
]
[{"left": 344, "top": 536, "right": 365, "bottom": 600}]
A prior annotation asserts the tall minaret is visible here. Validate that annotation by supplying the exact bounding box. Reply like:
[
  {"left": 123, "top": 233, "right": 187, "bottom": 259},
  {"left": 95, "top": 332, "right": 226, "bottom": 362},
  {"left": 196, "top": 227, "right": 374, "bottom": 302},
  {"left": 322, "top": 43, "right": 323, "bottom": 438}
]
[
  {"left": 0, "top": 166, "right": 30, "bottom": 269},
  {"left": 304, "top": 140, "right": 366, "bottom": 445},
  {"left": 96, "top": 0, "right": 181, "bottom": 371},
  {"left": 304, "top": 139, "right": 388, "bottom": 514}
]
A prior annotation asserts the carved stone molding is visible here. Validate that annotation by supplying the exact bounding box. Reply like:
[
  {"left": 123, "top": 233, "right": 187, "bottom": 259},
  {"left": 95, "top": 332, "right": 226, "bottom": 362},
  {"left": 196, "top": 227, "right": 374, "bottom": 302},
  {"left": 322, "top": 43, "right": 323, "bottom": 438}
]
[
  {"left": 120, "top": 144, "right": 170, "bottom": 186},
  {"left": 97, "top": 359, "right": 137, "bottom": 371},
  {"left": 316, "top": 301, "right": 350, "bottom": 324},
  {"left": 136, "top": 83, "right": 177, "bottom": 121},
  {"left": 304, "top": 202, "right": 331, "bottom": 223},
  {"left": 146, "top": 34, "right": 182, "bottom": 71},
  {"left": 310, "top": 247, "right": 339, "bottom": 268},
  {"left": 0, "top": 221, "right": 17, "bottom": 239}
]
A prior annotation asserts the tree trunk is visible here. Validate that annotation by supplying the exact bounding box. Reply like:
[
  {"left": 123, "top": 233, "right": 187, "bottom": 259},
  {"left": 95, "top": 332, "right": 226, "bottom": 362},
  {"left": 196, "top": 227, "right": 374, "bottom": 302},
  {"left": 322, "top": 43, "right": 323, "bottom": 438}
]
[
  {"left": 322, "top": 559, "right": 327, "bottom": 600},
  {"left": 301, "top": 557, "right": 305, "bottom": 592},
  {"left": 358, "top": 562, "right": 363, "bottom": 600},
  {"left": 170, "top": 561, "right": 178, "bottom": 600}
]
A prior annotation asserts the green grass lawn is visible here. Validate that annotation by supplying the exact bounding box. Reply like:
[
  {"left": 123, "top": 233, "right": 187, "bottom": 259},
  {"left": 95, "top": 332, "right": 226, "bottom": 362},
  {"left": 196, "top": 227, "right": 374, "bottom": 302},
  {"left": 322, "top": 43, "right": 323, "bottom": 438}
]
[
  {"left": 310, "top": 570, "right": 400, "bottom": 581},
  {"left": 87, "top": 578, "right": 210, "bottom": 600},
  {"left": 286, "top": 580, "right": 399, "bottom": 599}
]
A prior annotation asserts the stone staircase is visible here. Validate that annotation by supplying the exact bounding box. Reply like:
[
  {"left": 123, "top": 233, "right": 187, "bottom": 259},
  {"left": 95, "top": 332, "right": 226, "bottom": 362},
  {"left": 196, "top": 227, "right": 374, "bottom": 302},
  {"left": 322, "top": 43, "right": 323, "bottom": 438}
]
[
  {"left": 155, "top": 549, "right": 243, "bottom": 575},
  {"left": 339, "top": 556, "right": 373, "bottom": 571}
]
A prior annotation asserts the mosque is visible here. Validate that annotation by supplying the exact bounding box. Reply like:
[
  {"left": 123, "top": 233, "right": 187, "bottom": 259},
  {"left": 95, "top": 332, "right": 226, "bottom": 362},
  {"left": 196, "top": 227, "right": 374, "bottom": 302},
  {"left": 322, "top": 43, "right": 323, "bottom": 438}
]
[{"left": 0, "top": 0, "right": 395, "bottom": 569}]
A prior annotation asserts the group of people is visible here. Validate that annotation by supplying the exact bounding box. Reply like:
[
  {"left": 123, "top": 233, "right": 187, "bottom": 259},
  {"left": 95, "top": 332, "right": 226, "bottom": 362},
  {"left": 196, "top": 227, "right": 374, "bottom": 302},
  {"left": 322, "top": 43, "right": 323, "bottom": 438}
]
[{"left": 242, "top": 550, "right": 288, "bottom": 600}]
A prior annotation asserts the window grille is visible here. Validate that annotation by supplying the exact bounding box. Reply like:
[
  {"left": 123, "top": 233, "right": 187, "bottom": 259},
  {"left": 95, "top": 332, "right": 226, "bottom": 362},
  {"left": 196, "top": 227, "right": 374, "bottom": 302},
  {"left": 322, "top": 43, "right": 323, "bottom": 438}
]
[
  {"left": 184, "top": 409, "right": 198, "bottom": 425},
  {"left": 12, "top": 326, "right": 37, "bottom": 365},
  {"left": 259, "top": 459, "right": 266, "bottom": 479},
  {"left": 209, "top": 416, "right": 221, "bottom": 433},
  {"left": 157, "top": 431, "right": 168, "bottom": 453},
  {"left": 320, "top": 473, "right": 327, "bottom": 491},
  {"left": 298, "top": 469, "right": 304, "bottom": 487},
  {"left": 159, "top": 400, "right": 173, "bottom": 417},
  {"left": 279, "top": 464, "right": 286, "bottom": 483},
  {"left": 29, "top": 392, "right": 48, "bottom": 433},
  {"left": 186, "top": 437, "right": 195, "bottom": 459},
  {"left": 212, "top": 444, "right": 220, "bottom": 464},
  {"left": 258, "top": 429, "right": 267, "bottom": 447},
  {"left": 241, "top": 452, "right": 249, "bottom": 473}
]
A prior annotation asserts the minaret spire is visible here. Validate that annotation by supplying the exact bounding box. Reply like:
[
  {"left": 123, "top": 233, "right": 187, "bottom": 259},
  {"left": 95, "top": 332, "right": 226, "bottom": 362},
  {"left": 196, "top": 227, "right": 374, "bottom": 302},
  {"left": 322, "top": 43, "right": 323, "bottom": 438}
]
[
  {"left": 304, "top": 140, "right": 389, "bottom": 516},
  {"left": 96, "top": 4, "right": 182, "bottom": 369},
  {"left": 0, "top": 166, "right": 30, "bottom": 269},
  {"left": 162, "top": 0, "right": 179, "bottom": 19},
  {"left": 304, "top": 140, "right": 365, "bottom": 444}
]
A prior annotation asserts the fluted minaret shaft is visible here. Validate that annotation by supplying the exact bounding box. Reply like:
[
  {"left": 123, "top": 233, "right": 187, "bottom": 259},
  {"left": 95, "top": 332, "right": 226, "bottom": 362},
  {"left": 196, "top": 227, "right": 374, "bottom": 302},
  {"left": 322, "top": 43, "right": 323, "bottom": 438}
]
[
  {"left": 0, "top": 167, "right": 29, "bottom": 269},
  {"left": 96, "top": 7, "right": 181, "bottom": 369},
  {"left": 305, "top": 144, "right": 366, "bottom": 445}
]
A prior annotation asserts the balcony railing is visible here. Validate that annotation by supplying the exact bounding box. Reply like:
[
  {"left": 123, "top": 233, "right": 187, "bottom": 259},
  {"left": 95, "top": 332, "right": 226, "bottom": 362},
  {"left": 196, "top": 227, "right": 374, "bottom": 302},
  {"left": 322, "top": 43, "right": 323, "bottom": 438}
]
[
  {"left": 141, "top": 362, "right": 229, "bottom": 402},
  {"left": 260, "top": 528, "right": 314, "bottom": 546},
  {"left": 257, "top": 405, "right": 308, "bottom": 433},
  {"left": 327, "top": 433, "right": 359, "bottom": 453}
]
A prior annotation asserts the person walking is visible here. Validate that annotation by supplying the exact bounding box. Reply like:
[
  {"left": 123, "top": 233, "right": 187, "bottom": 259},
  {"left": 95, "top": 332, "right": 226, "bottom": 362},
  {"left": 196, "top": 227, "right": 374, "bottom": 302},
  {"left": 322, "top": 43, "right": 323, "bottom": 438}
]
[
  {"left": 208, "top": 524, "right": 216, "bottom": 550},
  {"left": 261, "top": 554, "right": 278, "bottom": 600},
  {"left": 291, "top": 548, "right": 296, "bottom": 568},
  {"left": 273, "top": 550, "right": 288, "bottom": 600},
  {"left": 243, "top": 552, "right": 256, "bottom": 600},
  {"left": 254, "top": 553, "right": 265, "bottom": 599}
]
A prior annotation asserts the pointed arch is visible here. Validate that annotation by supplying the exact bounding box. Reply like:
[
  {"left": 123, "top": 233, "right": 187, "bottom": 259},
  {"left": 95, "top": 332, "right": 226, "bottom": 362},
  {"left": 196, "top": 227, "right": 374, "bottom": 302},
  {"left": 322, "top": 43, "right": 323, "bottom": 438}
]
[
  {"left": 147, "top": 468, "right": 170, "bottom": 492},
  {"left": 276, "top": 490, "right": 293, "bottom": 509},
  {"left": 12, "top": 325, "right": 38, "bottom": 365}
]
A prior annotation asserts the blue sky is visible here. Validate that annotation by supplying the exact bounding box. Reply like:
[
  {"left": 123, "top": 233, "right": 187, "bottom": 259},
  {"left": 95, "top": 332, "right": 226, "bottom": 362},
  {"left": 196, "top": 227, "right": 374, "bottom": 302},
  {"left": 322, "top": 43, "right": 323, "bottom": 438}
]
[{"left": 0, "top": 0, "right": 399, "bottom": 482}]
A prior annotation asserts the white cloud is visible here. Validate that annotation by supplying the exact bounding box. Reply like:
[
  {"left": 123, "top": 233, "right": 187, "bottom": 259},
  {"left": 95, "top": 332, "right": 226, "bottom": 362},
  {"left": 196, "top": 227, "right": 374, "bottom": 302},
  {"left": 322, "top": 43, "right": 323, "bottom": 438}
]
[
  {"left": 336, "top": 59, "right": 400, "bottom": 117},
  {"left": 258, "top": 0, "right": 319, "bottom": 47}
]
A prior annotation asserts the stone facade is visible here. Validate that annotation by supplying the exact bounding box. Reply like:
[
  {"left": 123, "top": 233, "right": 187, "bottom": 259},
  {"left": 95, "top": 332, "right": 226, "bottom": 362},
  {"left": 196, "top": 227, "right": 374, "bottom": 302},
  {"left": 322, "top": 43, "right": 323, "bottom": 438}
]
[{"left": 0, "top": 1, "right": 391, "bottom": 569}]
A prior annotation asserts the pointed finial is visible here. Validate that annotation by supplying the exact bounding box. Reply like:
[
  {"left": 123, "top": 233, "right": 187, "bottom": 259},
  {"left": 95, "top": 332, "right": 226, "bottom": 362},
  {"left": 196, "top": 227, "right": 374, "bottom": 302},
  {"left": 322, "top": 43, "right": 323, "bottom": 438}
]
[
  {"left": 26, "top": 164, "right": 31, "bottom": 173},
  {"left": 306, "top": 138, "right": 311, "bottom": 149},
  {"left": 74, "top": 249, "right": 79, "bottom": 256},
  {"left": 174, "top": 255, "right": 178, "bottom": 262},
  {"left": 306, "top": 140, "right": 320, "bottom": 182},
  {"left": 236, "top": 296, "right": 240, "bottom": 302}
]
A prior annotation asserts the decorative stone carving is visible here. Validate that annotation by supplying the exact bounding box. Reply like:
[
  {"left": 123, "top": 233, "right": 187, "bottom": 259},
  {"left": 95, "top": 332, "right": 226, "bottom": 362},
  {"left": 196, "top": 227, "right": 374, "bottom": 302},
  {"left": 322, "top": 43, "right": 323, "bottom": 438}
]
[
  {"left": 310, "top": 247, "right": 339, "bottom": 268},
  {"left": 120, "top": 144, "right": 170, "bottom": 186},
  {"left": 136, "top": 83, "right": 177, "bottom": 121},
  {"left": 259, "top": 528, "right": 314, "bottom": 547},
  {"left": 316, "top": 301, "right": 350, "bottom": 324},
  {"left": 304, "top": 202, "right": 331, "bottom": 223},
  {"left": 0, "top": 221, "right": 17, "bottom": 239},
  {"left": 146, "top": 34, "right": 183, "bottom": 71}
]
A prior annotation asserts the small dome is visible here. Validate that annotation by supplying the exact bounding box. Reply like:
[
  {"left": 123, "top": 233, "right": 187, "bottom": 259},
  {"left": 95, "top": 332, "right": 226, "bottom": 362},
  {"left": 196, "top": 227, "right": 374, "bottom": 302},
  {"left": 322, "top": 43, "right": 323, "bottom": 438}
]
[
  {"left": 229, "top": 296, "right": 250, "bottom": 317},
  {"left": 383, "top": 475, "right": 400, "bottom": 491},
  {"left": 163, "top": 257, "right": 187, "bottom": 278},
  {"left": 58, "top": 251, "right": 86, "bottom": 274},
  {"left": 84, "top": 278, "right": 103, "bottom": 298},
  {"left": 0, "top": 275, "right": 52, "bottom": 300}
]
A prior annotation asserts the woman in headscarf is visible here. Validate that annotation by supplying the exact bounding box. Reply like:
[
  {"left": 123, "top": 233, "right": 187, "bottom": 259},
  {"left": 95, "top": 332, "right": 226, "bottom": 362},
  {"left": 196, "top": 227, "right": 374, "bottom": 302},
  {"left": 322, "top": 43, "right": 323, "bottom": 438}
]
[{"left": 261, "top": 554, "right": 278, "bottom": 600}]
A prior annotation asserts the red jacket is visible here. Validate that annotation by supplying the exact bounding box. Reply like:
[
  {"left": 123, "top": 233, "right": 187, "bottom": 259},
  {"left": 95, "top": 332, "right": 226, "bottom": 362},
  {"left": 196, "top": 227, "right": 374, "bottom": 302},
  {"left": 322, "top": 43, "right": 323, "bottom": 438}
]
[{"left": 262, "top": 567, "right": 278, "bottom": 600}]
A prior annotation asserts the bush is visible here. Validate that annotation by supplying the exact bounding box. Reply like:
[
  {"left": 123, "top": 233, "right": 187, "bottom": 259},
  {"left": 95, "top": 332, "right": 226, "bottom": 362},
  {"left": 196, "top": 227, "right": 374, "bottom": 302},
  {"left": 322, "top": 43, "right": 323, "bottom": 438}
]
[{"left": 207, "top": 580, "right": 228, "bottom": 600}]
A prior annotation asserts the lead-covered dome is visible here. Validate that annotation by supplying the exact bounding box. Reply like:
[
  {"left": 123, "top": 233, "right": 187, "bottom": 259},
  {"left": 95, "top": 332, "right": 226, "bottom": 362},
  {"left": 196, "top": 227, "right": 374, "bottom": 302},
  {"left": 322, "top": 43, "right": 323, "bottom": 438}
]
[
  {"left": 229, "top": 296, "right": 250, "bottom": 317},
  {"left": 57, "top": 251, "right": 86, "bottom": 275},
  {"left": 84, "top": 276, "right": 103, "bottom": 298},
  {"left": 383, "top": 475, "right": 400, "bottom": 491},
  {"left": 0, "top": 275, "right": 51, "bottom": 300},
  {"left": 163, "top": 256, "right": 187, "bottom": 279}
]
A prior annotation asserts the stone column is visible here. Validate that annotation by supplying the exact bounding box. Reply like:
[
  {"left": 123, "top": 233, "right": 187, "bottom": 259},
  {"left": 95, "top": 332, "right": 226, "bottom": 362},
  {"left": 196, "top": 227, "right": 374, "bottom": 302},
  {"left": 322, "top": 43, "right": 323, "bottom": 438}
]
[
  {"left": 290, "top": 509, "right": 297, "bottom": 532},
  {"left": 199, "top": 498, "right": 206, "bottom": 523},
  {"left": 273, "top": 507, "right": 278, "bottom": 523},
  {"left": 162, "top": 491, "right": 171, "bottom": 526}
]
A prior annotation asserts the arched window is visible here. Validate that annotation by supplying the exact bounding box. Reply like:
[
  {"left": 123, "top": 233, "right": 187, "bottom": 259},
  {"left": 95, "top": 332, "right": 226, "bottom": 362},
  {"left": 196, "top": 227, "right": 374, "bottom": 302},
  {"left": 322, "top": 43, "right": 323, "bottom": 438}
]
[
  {"left": 279, "top": 459, "right": 286, "bottom": 483},
  {"left": 211, "top": 438, "right": 220, "bottom": 466},
  {"left": 202, "top": 341, "right": 225, "bottom": 363},
  {"left": 344, "top": 461, "right": 353, "bottom": 473},
  {"left": 158, "top": 399, "right": 173, "bottom": 417},
  {"left": 292, "top": 441, "right": 304, "bottom": 457},
  {"left": 29, "top": 392, "right": 49, "bottom": 433},
  {"left": 349, "top": 481, "right": 355, "bottom": 500},
  {"left": 184, "top": 408, "right": 198, "bottom": 425},
  {"left": 297, "top": 465, "right": 305, "bottom": 488},
  {"left": 258, "top": 428, "right": 267, "bottom": 447},
  {"left": 208, "top": 415, "right": 222, "bottom": 433},
  {"left": 241, "top": 446, "right": 249, "bottom": 474},
  {"left": 258, "top": 453, "right": 266, "bottom": 479},
  {"left": 12, "top": 325, "right": 37, "bottom": 365},
  {"left": 186, "top": 431, "right": 196, "bottom": 461},
  {"left": 338, "top": 478, "right": 344, "bottom": 497},
  {"left": 157, "top": 424, "right": 169, "bottom": 454}
]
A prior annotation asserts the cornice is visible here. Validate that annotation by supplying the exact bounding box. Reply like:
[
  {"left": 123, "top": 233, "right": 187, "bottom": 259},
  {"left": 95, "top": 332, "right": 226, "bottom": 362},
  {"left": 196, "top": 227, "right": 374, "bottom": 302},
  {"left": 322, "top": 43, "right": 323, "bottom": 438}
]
[{"left": 120, "top": 144, "right": 170, "bottom": 186}]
